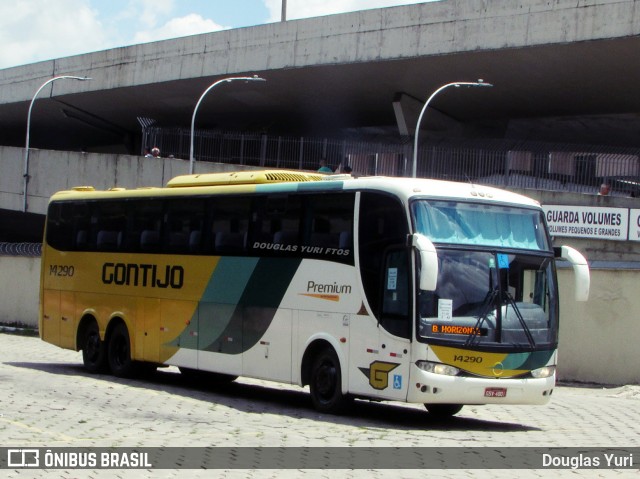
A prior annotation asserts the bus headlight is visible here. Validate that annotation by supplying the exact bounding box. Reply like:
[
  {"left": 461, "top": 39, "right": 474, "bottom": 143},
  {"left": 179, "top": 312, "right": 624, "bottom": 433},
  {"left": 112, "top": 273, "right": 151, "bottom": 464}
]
[
  {"left": 416, "top": 360, "right": 460, "bottom": 377},
  {"left": 531, "top": 366, "right": 556, "bottom": 379}
]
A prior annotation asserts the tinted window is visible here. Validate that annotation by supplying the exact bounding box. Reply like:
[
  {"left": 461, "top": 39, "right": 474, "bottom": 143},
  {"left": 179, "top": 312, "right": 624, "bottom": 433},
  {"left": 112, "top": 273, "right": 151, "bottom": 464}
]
[
  {"left": 358, "top": 192, "right": 409, "bottom": 320},
  {"left": 46, "top": 191, "right": 355, "bottom": 263},
  {"left": 248, "top": 192, "right": 354, "bottom": 264},
  {"left": 210, "top": 196, "right": 251, "bottom": 255},
  {"left": 301, "top": 193, "right": 354, "bottom": 263},
  {"left": 165, "top": 198, "right": 206, "bottom": 254}
]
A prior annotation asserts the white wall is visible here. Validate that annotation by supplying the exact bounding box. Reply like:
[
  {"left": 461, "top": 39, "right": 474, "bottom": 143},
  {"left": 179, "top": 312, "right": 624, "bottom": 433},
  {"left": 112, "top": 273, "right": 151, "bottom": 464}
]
[
  {"left": 0, "top": 256, "right": 40, "bottom": 327},
  {"left": 557, "top": 268, "right": 640, "bottom": 385}
]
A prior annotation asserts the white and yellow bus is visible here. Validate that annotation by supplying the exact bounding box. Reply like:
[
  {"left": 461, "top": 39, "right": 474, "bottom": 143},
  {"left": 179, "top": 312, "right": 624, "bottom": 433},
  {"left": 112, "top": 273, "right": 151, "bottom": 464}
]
[{"left": 40, "top": 170, "right": 590, "bottom": 417}]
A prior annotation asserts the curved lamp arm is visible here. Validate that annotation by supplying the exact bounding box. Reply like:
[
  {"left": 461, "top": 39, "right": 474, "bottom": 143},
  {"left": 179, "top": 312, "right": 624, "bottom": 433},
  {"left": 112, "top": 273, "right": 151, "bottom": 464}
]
[
  {"left": 23, "top": 75, "right": 91, "bottom": 212},
  {"left": 189, "top": 75, "right": 266, "bottom": 174},
  {"left": 411, "top": 80, "right": 492, "bottom": 178}
]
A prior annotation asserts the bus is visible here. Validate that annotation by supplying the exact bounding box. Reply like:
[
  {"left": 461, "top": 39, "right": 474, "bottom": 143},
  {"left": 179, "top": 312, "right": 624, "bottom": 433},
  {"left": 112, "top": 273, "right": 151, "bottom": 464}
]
[{"left": 40, "top": 170, "right": 590, "bottom": 417}]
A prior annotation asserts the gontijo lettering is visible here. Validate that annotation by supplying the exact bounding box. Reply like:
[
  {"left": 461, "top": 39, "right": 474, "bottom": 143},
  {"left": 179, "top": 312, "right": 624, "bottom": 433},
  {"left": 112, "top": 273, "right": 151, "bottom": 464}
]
[{"left": 102, "top": 263, "right": 184, "bottom": 289}]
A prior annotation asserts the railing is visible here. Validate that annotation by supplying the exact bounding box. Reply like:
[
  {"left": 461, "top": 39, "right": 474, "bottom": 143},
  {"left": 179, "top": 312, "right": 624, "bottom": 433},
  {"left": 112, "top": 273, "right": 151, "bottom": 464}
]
[
  {"left": 0, "top": 242, "right": 42, "bottom": 257},
  {"left": 143, "top": 127, "right": 640, "bottom": 196},
  {"left": 417, "top": 145, "right": 640, "bottom": 196},
  {"left": 143, "top": 127, "right": 411, "bottom": 174}
]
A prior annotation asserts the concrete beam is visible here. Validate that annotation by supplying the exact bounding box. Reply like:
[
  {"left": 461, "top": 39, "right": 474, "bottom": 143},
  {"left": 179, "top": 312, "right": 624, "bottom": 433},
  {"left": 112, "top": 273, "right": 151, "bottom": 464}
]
[
  {"left": 0, "top": 146, "right": 263, "bottom": 215},
  {"left": 2, "top": 0, "right": 639, "bottom": 104}
]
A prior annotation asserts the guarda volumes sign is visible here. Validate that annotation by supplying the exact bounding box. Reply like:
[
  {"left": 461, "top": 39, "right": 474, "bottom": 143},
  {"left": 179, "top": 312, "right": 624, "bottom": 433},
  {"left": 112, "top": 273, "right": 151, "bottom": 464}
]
[{"left": 542, "top": 205, "right": 640, "bottom": 242}]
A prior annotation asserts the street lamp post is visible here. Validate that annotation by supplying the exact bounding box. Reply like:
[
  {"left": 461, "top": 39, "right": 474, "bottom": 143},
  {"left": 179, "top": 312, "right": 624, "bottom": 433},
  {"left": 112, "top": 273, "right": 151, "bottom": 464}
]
[
  {"left": 189, "top": 75, "right": 267, "bottom": 174},
  {"left": 23, "top": 75, "right": 91, "bottom": 212},
  {"left": 411, "top": 80, "right": 493, "bottom": 178}
]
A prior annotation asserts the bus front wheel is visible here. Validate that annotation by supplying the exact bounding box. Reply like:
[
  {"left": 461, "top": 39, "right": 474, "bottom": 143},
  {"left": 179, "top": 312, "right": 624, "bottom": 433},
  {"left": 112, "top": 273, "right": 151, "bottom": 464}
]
[
  {"left": 107, "top": 323, "right": 135, "bottom": 378},
  {"left": 81, "top": 320, "right": 107, "bottom": 374},
  {"left": 309, "top": 348, "right": 351, "bottom": 414},
  {"left": 424, "top": 403, "right": 463, "bottom": 418}
]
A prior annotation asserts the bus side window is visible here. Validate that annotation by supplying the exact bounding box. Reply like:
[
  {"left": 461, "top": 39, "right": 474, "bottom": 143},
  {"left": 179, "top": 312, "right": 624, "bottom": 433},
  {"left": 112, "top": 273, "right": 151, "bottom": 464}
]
[
  {"left": 94, "top": 200, "right": 127, "bottom": 252},
  {"left": 211, "top": 196, "right": 251, "bottom": 255},
  {"left": 72, "top": 203, "right": 92, "bottom": 251},
  {"left": 300, "top": 192, "right": 354, "bottom": 261},
  {"left": 128, "top": 200, "right": 163, "bottom": 253},
  {"left": 165, "top": 198, "right": 206, "bottom": 255},
  {"left": 46, "top": 202, "right": 75, "bottom": 251},
  {"left": 250, "top": 195, "right": 302, "bottom": 251}
]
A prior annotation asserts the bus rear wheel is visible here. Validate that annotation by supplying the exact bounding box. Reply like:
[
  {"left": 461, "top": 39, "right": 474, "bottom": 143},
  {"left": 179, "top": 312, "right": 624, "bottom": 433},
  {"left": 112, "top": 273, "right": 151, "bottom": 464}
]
[
  {"left": 107, "top": 323, "right": 136, "bottom": 378},
  {"left": 81, "top": 320, "right": 107, "bottom": 374},
  {"left": 424, "top": 403, "right": 463, "bottom": 418},
  {"left": 309, "top": 348, "right": 351, "bottom": 414}
]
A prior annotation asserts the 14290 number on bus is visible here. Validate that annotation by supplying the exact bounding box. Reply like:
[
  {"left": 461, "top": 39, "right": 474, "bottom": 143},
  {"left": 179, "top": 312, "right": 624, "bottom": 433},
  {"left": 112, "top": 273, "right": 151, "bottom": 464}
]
[{"left": 49, "top": 265, "right": 75, "bottom": 277}]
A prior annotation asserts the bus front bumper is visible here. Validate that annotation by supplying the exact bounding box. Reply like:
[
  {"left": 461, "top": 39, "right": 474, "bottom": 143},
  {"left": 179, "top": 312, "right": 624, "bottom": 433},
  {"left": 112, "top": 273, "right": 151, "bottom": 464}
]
[{"left": 406, "top": 364, "right": 556, "bottom": 405}]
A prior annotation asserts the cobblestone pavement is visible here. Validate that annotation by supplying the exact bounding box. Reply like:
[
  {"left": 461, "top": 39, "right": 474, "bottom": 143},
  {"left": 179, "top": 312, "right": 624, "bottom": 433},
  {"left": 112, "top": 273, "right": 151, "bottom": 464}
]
[{"left": 1, "top": 333, "right": 638, "bottom": 478}]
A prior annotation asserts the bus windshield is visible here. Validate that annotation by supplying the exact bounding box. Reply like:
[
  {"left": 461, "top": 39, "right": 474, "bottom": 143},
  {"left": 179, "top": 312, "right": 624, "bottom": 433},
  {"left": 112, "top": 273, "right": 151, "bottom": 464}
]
[
  {"left": 417, "top": 250, "right": 558, "bottom": 349},
  {"left": 412, "top": 200, "right": 558, "bottom": 349},
  {"left": 411, "top": 200, "right": 550, "bottom": 251}
]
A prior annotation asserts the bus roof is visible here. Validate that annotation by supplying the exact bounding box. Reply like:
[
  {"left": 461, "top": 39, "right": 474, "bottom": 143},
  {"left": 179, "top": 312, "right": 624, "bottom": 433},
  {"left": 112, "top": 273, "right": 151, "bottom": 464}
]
[
  {"left": 167, "top": 170, "right": 326, "bottom": 187},
  {"left": 49, "top": 170, "right": 540, "bottom": 208}
]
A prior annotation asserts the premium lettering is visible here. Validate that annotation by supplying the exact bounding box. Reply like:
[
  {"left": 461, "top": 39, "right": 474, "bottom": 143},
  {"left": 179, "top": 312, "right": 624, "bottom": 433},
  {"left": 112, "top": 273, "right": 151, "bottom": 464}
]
[
  {"left": 306, "top": 280, "right": 352, "bottom": 294},
  {"left": 102, "top": 263, "right": 184, "bottom": 289}
]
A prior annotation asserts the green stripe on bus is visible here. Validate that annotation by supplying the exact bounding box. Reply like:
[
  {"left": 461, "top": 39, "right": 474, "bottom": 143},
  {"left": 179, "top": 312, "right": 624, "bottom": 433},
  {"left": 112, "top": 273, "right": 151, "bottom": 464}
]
[
  {"left": 171, "top": 257, "right": 303, "bottom": 354},
  {"left": 170, "top": 257, "right": 259, "bottom": 350},
  {"left": 202, "top": 257, "right": 302, "bottom": 354}
]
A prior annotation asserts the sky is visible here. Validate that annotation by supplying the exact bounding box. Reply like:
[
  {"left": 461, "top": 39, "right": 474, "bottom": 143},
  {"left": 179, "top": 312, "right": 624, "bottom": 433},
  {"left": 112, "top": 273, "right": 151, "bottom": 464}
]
[{"left": 0, "top": 0, "right": 431, "bottom": 70}]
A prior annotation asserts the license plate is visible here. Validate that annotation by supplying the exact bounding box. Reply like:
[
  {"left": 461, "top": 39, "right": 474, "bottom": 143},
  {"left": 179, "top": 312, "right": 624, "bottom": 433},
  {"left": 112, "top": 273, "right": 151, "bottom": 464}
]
[{"left": 484, "top": 387, "right": 507, "bottom": 398}]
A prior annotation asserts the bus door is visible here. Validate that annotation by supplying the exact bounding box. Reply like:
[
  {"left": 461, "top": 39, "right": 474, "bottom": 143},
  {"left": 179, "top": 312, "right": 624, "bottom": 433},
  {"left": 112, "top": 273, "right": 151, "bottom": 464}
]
[
  {"left": 373, "top": 247, "right": 412, "bottom": 401},
  {"left": 353, "top": 192, "right": 411, "bottom": 401},
  {"left": 348, "top": 248, "right": 411, "bottom": 401}
]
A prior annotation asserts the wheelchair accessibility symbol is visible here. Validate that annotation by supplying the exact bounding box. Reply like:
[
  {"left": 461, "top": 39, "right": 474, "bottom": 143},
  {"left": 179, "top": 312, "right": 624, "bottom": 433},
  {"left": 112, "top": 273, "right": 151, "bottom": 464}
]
[{"left": 393, "top": 374, "right": 402, "bottom": 390}]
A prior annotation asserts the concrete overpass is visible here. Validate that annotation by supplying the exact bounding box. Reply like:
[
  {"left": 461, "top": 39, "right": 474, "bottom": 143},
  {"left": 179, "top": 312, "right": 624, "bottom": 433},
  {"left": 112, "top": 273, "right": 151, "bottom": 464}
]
[{"left": 1, "top": 0, "right": 640, "bottom": 155}]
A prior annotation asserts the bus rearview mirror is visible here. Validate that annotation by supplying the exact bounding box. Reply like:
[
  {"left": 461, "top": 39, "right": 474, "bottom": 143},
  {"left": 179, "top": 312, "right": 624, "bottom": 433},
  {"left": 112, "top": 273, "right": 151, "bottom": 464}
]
[
  {"left": 412, "top": 234, "right": 438, "bottom": 291},
  {"left": 554, "top": 245, "right": 590, "bottom": 302}
]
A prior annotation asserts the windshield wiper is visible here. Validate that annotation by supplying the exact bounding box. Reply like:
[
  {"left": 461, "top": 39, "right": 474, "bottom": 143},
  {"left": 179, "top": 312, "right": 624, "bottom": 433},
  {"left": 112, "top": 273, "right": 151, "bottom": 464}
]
[
  {"left": 503, "top": 291, "right": 536, "bottom": 349},
  {"left": 465, "top": 288, "right": 498, "bottom": 347}
]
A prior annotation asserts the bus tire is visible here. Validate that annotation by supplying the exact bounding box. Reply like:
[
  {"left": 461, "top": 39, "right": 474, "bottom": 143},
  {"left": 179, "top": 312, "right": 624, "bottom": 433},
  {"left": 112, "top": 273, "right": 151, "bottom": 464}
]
[
  {"left": 107, "top": 322, "right": 136, "bottom": 378},
  {"left": 309, "top": 347, "right": 351, "bottom": 414},
  {"left": 81, "top": 320, "right": 107, "bottom": 374},
  {"left": 424, "top": 403, "right": 463, "bottom": 418}
]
